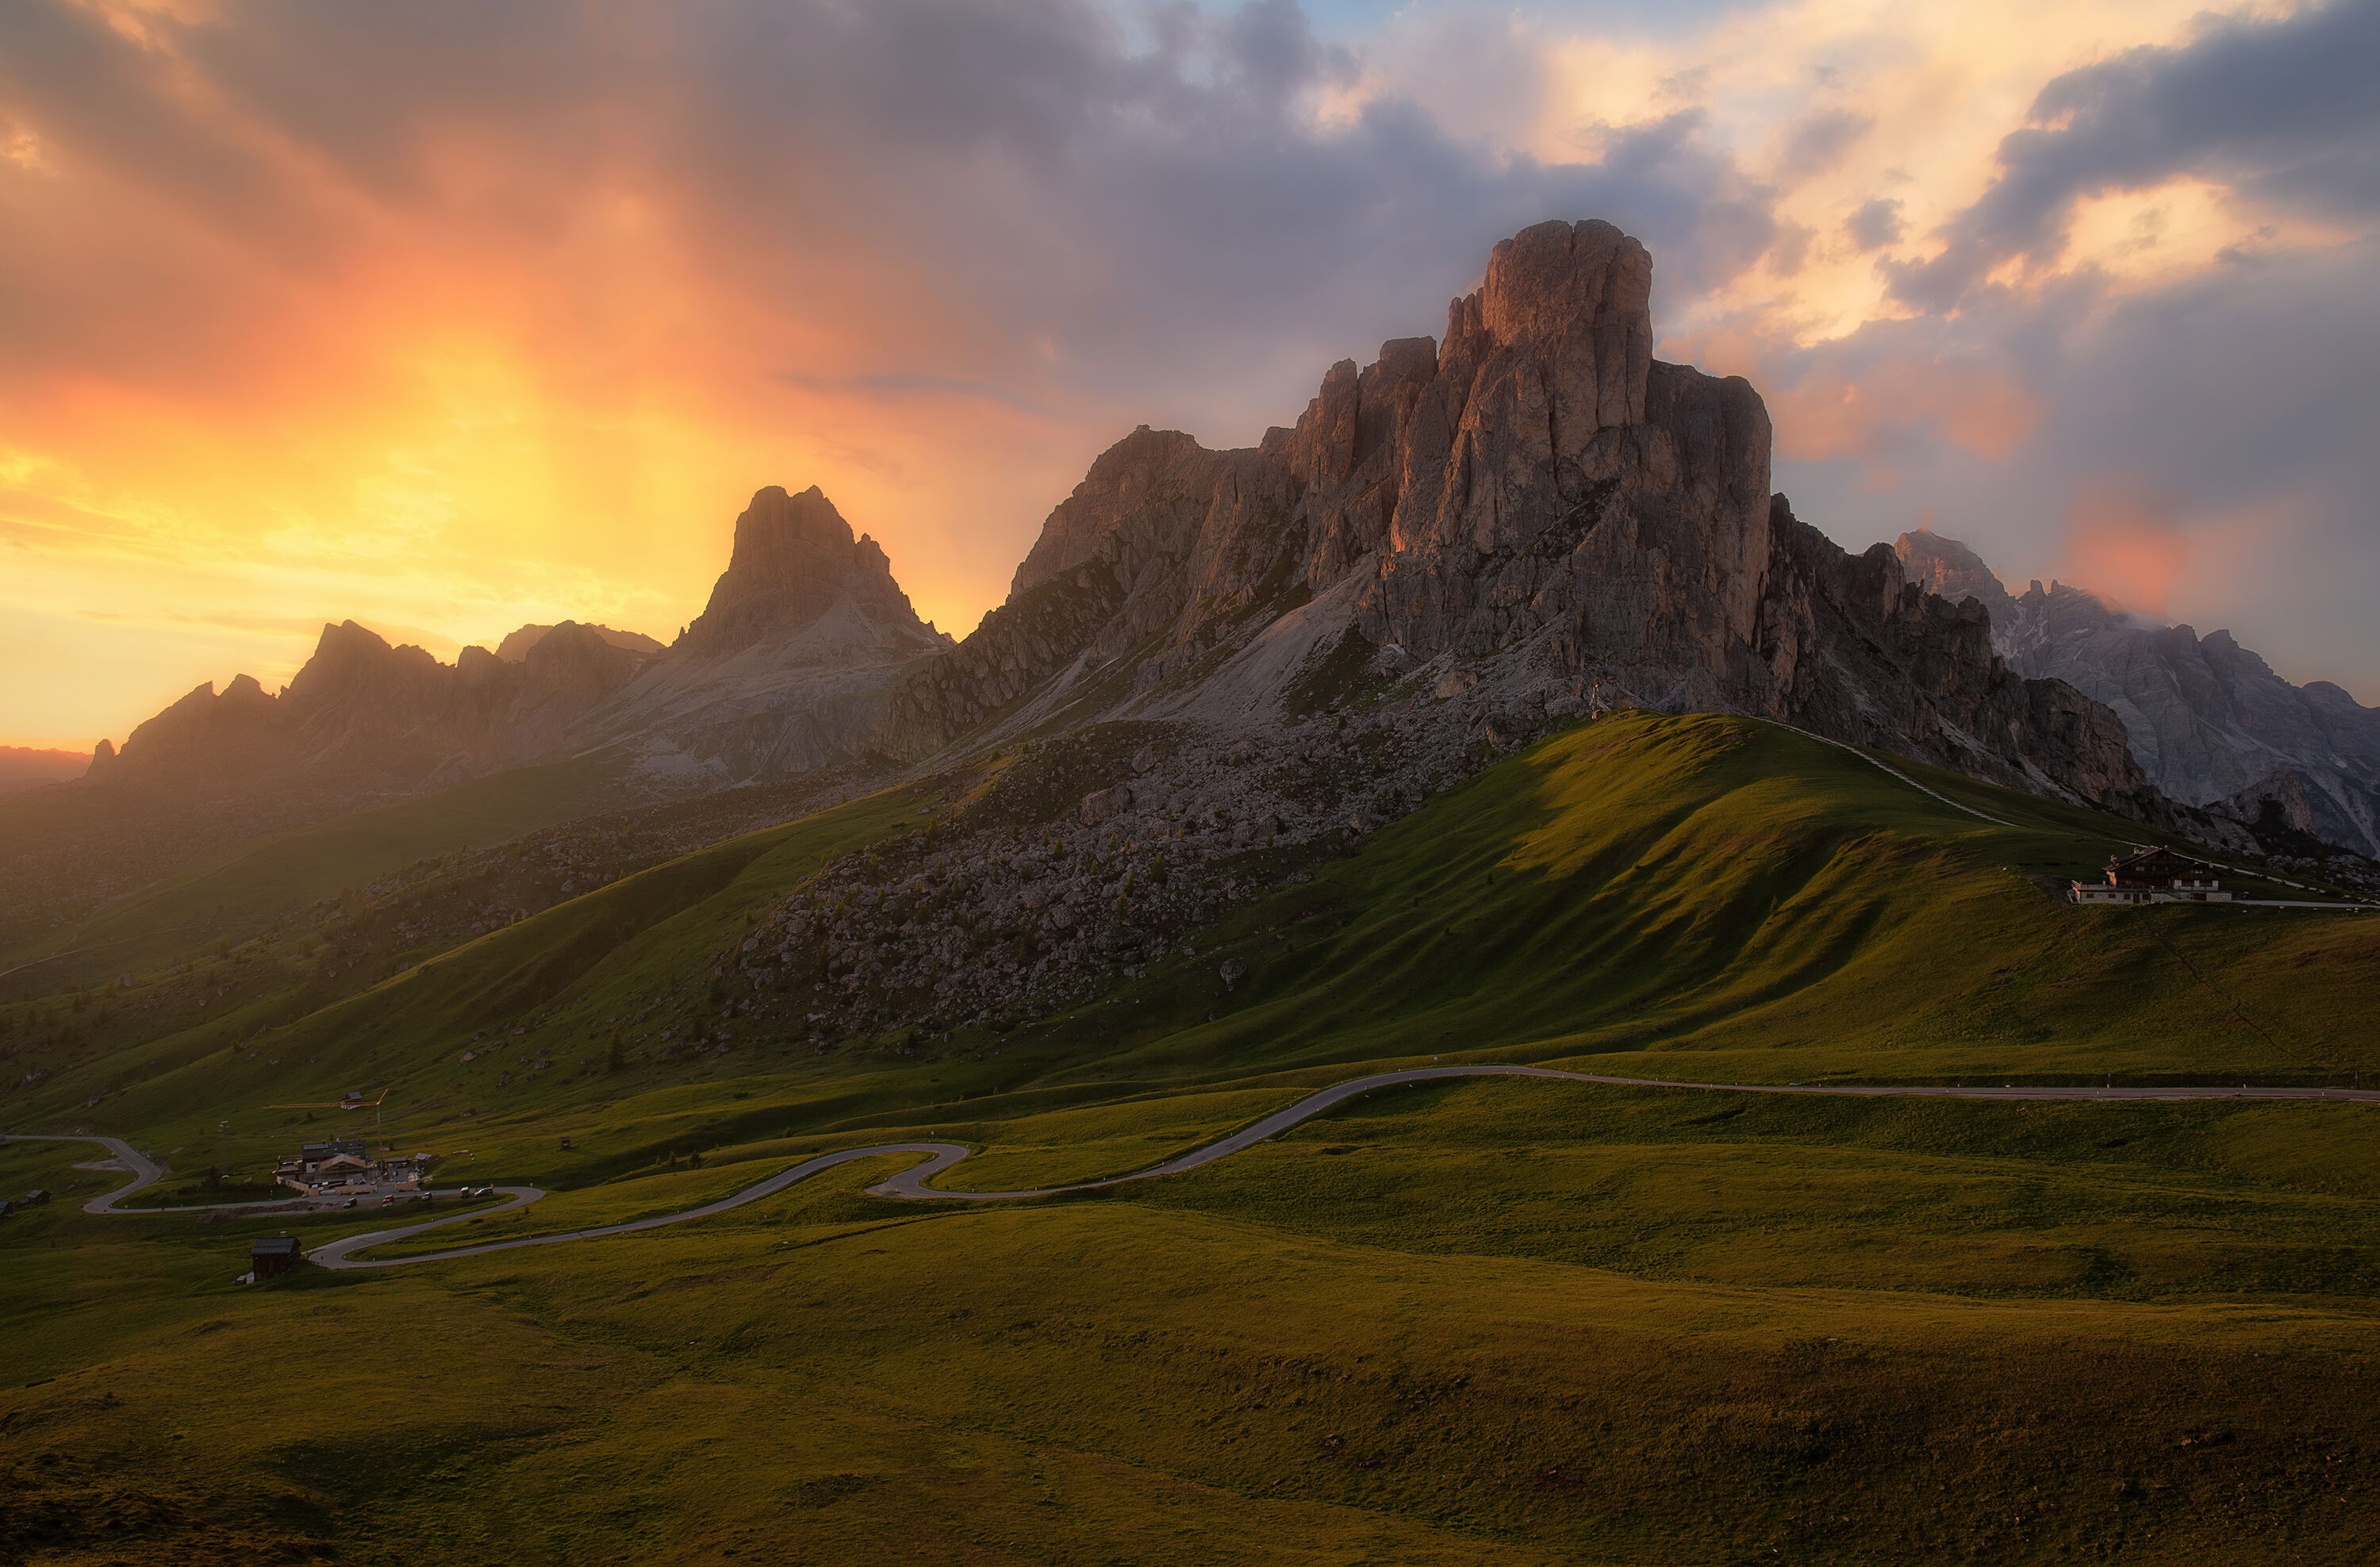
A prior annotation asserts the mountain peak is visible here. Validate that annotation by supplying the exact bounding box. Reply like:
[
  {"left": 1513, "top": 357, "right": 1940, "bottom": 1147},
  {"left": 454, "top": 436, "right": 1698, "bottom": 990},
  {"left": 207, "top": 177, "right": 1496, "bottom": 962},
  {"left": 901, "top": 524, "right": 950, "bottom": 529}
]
[
  {"left": 494, "top": 622, "right": 666, "bottom": 663},
  {"left": 1894, "top": 528, "right": 2013, "bottom": 615},
  {"left": 677, "top": 486, "right": 940, "bottom": 659},
  {"left": 1477, "top": 217, "right": 1653, "bottom": 435}
]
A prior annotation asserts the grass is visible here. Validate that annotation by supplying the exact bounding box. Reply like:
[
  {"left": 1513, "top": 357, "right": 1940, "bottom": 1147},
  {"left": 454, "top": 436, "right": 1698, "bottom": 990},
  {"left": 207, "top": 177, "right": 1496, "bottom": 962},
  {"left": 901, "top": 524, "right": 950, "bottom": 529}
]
[
  {"left": 6, "top": 712, "right": 2380, "bottom": 1562},
  {"left": 7, "top": 1098, "right": 2380, "bottom": 1564},
  {"left": 4, "top": 755, "right": 624, "bottom": 988}
]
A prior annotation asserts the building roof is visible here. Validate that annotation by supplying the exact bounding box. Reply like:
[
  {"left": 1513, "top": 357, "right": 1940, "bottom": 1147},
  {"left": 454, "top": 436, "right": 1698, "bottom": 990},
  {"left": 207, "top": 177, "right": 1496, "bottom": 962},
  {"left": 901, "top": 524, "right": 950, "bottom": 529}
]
[
  {"left": 251, "top": 1237, "right": 301, "bottom": 1257},
  {"left": 2106, "top": 845, "right": 2221, "bottom": 885}
]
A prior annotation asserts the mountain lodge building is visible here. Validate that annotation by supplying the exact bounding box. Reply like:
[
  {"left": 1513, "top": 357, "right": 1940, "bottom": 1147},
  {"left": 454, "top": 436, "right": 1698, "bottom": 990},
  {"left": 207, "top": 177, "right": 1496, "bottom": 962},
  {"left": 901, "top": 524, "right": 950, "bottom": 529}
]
[{"left": 2072, "top": 847, "right": 2231, "bottom": 905}]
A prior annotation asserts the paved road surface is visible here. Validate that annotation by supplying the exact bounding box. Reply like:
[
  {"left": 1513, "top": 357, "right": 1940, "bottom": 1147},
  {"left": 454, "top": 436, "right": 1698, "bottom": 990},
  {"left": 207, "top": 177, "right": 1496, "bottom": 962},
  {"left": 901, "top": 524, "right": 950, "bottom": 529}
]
[{"left": 21, "top": 1064, "right": 2366, "bottom": 1271}]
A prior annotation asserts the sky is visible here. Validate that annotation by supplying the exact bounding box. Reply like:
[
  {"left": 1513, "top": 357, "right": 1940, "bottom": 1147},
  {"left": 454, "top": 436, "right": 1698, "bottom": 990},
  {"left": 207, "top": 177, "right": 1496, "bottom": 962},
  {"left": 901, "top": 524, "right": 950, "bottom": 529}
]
[{"left": 3, "top": 0, "right": 2377, "bottom": 750}]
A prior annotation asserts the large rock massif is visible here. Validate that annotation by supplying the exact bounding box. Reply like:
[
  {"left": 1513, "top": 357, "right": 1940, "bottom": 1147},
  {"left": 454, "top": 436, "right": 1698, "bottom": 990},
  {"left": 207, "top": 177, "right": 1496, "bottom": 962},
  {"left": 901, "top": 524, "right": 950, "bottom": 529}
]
[
  {"left": 1898, "top": 529, "right": 2380, "bottom": 855},
  {"left": 890, "top": 219, "right": 2158, "bottom": 821},
  {"left": 21, "top": 218, "right": 2337, "bottom": 969}
]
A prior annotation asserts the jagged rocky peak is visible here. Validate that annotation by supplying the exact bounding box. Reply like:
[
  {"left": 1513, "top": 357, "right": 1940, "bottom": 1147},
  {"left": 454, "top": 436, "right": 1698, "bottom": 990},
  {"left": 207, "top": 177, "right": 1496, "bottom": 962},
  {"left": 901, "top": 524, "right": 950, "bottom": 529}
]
[
  {"left": 677, "top": 485, "right": 943, "bottom": 659},
  {"left": 1895, "top": 529, "right": 2015, "bottom": 617},
  {"left": 282, "top": 620, "right": 443, "bottom": 708}
]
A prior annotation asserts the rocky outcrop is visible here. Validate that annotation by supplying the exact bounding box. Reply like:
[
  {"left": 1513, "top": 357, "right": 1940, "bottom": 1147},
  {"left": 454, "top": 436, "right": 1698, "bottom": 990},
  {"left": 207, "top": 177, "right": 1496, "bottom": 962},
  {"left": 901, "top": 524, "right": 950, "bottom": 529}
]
[
  {"left": 1896, "top": 528, "right": 2380, "bottom": 853},
  {"left": 2221, "top": 766, "right": 2380, "bottom": 864},
  {"left": 677, "top": 486, "right": 939, "bottom": 659},
  {"left": 585, "top": 486, "right": 953, "bottom": 783},
  {"left": 1757, "top": 505, "right": 2158, "bottom": 811},
  {"left": 883, "top": 217, "right": 2162, "bottom": 820}
]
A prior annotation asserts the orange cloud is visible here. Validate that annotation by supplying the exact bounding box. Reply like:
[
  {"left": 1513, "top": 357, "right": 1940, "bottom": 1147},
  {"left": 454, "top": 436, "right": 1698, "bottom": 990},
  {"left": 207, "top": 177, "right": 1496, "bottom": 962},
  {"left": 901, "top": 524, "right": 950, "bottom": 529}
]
[
  {"left": 1679, "top": 327, "right": 2041, "bottom": 472},
  {"left": 2059, "top": 478, "right": 2187, "bottom": 617}
]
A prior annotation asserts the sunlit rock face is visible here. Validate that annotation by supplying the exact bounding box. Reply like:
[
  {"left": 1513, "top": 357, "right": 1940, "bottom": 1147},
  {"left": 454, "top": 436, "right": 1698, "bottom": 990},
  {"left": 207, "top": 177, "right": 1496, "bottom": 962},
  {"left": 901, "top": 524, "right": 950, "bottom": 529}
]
[
  {"left": 887, "top": 217, "right": 2167, "bottom": 826},
  {"left": 1896, "top": 528, "right": 2380, "bottom": 854}
]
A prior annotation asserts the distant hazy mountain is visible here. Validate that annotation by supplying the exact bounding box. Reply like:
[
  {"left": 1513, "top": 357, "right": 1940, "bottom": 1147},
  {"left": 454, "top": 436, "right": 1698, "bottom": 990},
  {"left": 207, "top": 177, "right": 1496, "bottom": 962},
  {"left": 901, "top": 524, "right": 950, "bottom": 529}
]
[
  {"left": 0, "top": 746, "right": 85, "bottom": 797},
  {"left": 86, "top": 617, "right": 659, "bottom": 801},
  {"left": 1896, "top": 528, "right": 2380, "bottom": 855},
  {"left": 494, "top": 623, "right": 666, "bottom": 662},
  {"left": 79, "top": 485, "right": 950, "bottom": 805},
  {"left": 0, "top": 489, "right": 951, "bottom": 951}
]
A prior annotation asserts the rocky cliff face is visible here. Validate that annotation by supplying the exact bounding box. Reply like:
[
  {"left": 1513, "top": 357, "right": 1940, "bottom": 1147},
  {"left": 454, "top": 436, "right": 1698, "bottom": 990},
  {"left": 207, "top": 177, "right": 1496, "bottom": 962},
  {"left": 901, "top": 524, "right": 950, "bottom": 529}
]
[
  {"left": 1895, "top": 528, "right": 2380, "bottom": 854},
  {"left": 889, "top": 218, "right": 2159, "bottom": 824},
  {"left": 676, "top": 486, "right": 935, "bottom": 659}
]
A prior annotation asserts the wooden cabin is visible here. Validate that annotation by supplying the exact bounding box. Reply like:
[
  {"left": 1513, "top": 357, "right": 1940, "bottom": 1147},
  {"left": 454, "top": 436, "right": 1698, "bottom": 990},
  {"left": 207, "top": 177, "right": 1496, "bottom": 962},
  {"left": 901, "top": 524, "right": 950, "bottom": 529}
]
[{"left": 250, "top": 1235, "right": 301, "bottom": 1278}]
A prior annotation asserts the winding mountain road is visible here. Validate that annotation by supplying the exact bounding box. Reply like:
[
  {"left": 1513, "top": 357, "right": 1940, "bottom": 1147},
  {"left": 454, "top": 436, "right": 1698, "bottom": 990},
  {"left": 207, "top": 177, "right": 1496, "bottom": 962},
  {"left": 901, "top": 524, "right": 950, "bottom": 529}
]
[{"left": 21, "top": 1065, "right": 2378, "bottom": 1270}]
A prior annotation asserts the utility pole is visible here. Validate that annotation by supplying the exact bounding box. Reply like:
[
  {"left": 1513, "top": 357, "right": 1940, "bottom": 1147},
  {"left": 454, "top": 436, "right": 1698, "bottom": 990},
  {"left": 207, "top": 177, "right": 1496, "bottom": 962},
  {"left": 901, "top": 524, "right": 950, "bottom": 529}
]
[{"left": 219, "top": 1120, "right": 230, "bottom": 1178}]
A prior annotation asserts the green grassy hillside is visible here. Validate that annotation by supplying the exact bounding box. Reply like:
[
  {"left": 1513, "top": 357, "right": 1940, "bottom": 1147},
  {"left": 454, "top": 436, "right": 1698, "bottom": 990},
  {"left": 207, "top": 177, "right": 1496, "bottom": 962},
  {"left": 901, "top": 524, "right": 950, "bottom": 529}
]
[
  {"left": 3, "top": 756, "right": 626, "bottom": 990},
  {"left": 15, "top": 712, "right": 2375, "bottom": 1177},
  {"left": 6, "top": 712, "right": 2378, "bottom": 1565},
  {"left": 1031, "top": 712, "right": 2376, "bottom": 1092}
]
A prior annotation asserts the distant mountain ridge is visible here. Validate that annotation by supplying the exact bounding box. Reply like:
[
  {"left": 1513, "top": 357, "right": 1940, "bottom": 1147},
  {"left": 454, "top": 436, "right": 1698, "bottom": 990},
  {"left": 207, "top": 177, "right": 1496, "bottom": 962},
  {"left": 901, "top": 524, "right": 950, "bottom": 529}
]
[
  {"left": 495, "top": 623, "right": 666, "bottom": 662},
  {"left": 1895, "top": 528, "right": 2380, "bottom": 855},
  {"left": 0, "top": 745, "right": 84, "bottom": 797},
  {"left": 79, "top": 484, "right": 951, "bottom": 805},
  {"left": 0, "top": 490, "right": 951, "bottom": 951},
  {"left": 88, "top": 617, "right": 659, "bottom": 800}
]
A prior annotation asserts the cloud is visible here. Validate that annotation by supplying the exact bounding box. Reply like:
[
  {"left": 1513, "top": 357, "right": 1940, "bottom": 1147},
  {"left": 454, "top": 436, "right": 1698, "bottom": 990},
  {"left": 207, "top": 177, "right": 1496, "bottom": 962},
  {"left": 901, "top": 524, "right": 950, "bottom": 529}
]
[
  {"left": 2059, "top": 477, "right": 2189, "bottom": 617},
  {"left": 1890, "top": 0, "right": 2380, "bottom": 311},
  {"left": 0, "top": 0, "right": 1790, "bottom": 742},
  {"left": 1779, "top": 108, "right": 1872, "bottom": 181},
  {"left": 1843, "top": 196, "right": 1902, "bottom": 251}
]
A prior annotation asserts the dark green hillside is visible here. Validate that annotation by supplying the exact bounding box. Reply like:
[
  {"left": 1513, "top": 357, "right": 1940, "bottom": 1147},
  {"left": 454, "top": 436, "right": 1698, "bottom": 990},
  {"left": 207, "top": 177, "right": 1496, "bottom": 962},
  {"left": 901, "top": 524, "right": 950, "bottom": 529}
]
[
  {"left": 2, "top": 756, "right": 624, "bottom": 989},
  {"left": 1041, "top": 712, "right": 2376, "bottom": 1090},
  {"left": 10, "top": 712, "right": 2374, "bottom": 1173},
  {"left": 5, "top": 783, "right": 929, "bottom": 1154}
]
